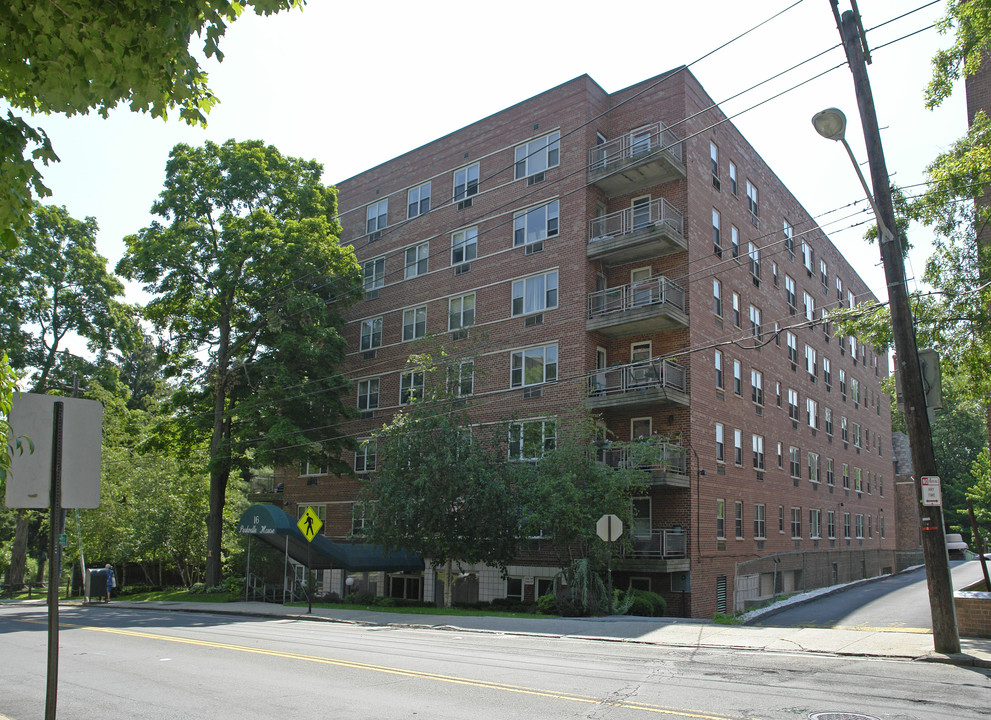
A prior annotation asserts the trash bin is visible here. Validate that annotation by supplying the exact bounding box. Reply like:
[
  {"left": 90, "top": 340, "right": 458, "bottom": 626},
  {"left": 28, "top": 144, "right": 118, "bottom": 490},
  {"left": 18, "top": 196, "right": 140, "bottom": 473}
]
[{"left": 87, "top": 568, "right": 108, "bottom": 602}]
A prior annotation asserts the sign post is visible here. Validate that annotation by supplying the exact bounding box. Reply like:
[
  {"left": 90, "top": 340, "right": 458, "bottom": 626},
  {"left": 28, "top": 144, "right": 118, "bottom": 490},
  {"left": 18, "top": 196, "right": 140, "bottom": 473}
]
[
  {"left": 596, "top": 514, "right": 623, "bottom": 613},
  {"left": 296, "top": 508, "right": 323, "bottom": 614}
]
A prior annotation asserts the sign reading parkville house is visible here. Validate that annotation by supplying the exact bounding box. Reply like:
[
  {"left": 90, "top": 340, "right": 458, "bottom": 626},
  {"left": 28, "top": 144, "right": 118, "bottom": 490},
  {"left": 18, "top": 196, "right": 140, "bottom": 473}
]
[
  {"left": 297, "top": 507, "right": 323, "bottom": 542},
  {"left": 238, "top": 513, "right": 280, "bottom": 535}
]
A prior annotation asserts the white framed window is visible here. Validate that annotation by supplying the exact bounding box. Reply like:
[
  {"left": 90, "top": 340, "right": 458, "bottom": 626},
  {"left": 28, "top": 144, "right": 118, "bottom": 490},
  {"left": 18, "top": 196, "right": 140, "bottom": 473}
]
[
  {"left": 405, "top": 242, "right": 429, "bottom": 279},
  {"left": 714, "top": 349, "right": 724, "bottom": 389},
  {"left": 820, "top": 259, "right": 828, "bottom": 287},
  {"left": 729, "top": 161, "right": 738, "bottom": 195},
  {"left": 735, "top": 501, "right": 744, "bottom": 539},
  {"left": 804, "top": 291, "right": 815, "bottom": 322},
  {"left": 732, "top": 292, "right": 740, "bottom": 327},
  {"left": 802, "top": 241, "right": 814, "bottom": 275},
  {"left": 731, "top": 225, "right": 740, "bottom": 258},
  {"left": 734, "top": 428, "right": 743, "bottom": 465},
  {"left": 715, "top": 423, "right": 725, "bottom": 462},
  {"left": 360, "top": 317, "right": 382, "bottom": 351},
  {"left": 511, "top": 270, "right": 558, "bottom": 316},
  {"left": 301, "top": 460, "right": 328, "bottom": 477},
  {"left": 808, "top": 452, "right": 820, "bottom": 483},
  {"left": 754, "top": 504, "right": 766, "bottom": 539},
  {"left": 844, "top": 512, "right": 852, "bottom": 539},
  {"left": 402, "top": 306, "right": 427, "bottom": 341},
  {"left": 856, "top": 513, "right": 864, "bottom": 539},
  {"left": 351, "top": 502, "right": 370, "bottom": 537},
  {"left": 407, "top": 181, "right": 431, "bottom": 218},
  {"left": 786, "top": 331, "right": 798, "bottom": 364},
  {"left": 749, "top": 242, "right": 761, "bottom": 282},
  {"left": 826, "top": 457, "right": 835, "bottom": 485},
  {"left": 515, "top": 131, "right": 560, "bottom": 179},
  {"left": 827, "top": 510, "right": 836, "bottom": 539},
  {"left": 712, "top": 209, "right": 721, "bottom": 254},
  {"left": 749, "top": 305, "right": 762, "bottom": 340},
  {"left": 783, "top": 219, "right": 794, "bottom": 256},
  {"left": 451, "top": 227, "right": 478, "bottom": 265},
  {"left": 791, "top": 507, "right": 802, "bottom": 539},
  {"left": 713, "top": 278, "right": 722, "bottom": 315},
  {"left": 357, "top": 378, "right": 380, "bottom": 411},
  {"left": 449, "top": 293, "right": 475, "bottom": 331},
  {"left": 366, "top": 199, "right": 387, "bottom": 235},
  {"left": 824, "top": 406, "right": 833, "bottom": 435},
  {"left": 752, "top": 433, "right": 765, "bottom": 470},
  {"left": 805, "top": 344, "right": 817, "bottom": 378},
  {"left": 842, "top": 463, "right": 850, "bottom": 489},
  {"left": 788, "top": 388, "right": 800, "bottom": 421},
  {"left": 363, "top": 257, "right": 385, "bottom": 292},
  {"left": 400, "top": 370, "right": 424, "bottom": 405},
  {"left": 785, "top": 275, "right": 796, "bottom": 311},
  {"left": 733, "top": 359, "right": 742, "bottom": 395},
  {"left": 510, "top": 344, "right": 558, "bottom": 388},
  {"left": 789, "top": 446, "right": 801, "bottom": 478},
  {"left": 810, "top": 508, "right": 821, "bottom": 539},
  {"left": 448, "top": 360, "right": 474, "bottom": 397},
  {"left": 751, "top": 368, "right": 763, "bottom": 406},
  {"left": 710, "top": 142, "right": 720, "bottom": 189},
  {"left": 508, "top": 419, "right": 556, "bottom": 460},
  {"left": 772, "top": 261, "right": 779, "bottom": 287},
  {"left": 716, "top": 499, "right": 726, "bottom": 539},
  {"left": 746, "top": 180, "right": 759, "bottom": 225},
  {"left": 454, "top": 163, "right": 479, "bottom": 202},
  {"left": 823, "top": 356, "right": 832, "bottom": 387},
  {"left": 836, "top": 276, "right": 844, "bottom": 301},
  {"left": 513, "top": 200, "right": 559, "bottom": 248},
  {"left": 355, "top": 440, "right": 376, "bottom": 473}
]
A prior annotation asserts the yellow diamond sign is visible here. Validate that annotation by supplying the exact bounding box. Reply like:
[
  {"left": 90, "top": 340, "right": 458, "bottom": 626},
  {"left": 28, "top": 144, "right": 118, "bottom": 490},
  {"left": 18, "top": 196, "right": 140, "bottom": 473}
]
[{"left": 297, "top": 507, "right": 323, "bottom": 542}]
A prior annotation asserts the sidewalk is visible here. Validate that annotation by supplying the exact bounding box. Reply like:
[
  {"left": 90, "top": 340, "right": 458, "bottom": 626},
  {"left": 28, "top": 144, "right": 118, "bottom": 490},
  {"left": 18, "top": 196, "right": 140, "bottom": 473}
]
[{"left": 53, "top": 598, "right": 990, "bottom": 668}]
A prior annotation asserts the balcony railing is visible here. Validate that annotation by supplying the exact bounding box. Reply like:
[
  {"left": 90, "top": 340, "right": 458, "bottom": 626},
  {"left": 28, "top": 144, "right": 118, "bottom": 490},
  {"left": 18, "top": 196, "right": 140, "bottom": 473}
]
[
  {"left": 589, "top": 198, "right": 683, "bottom": 242},
  {"left": 587, "top": 122, "right": 685, "bottom": 195},
  {"left": 597, "top": 442, "right": 688, "bottom": 477},
  {"left": 588, "top": 276, "right": 686, "bottom": 320},
  {"left": 624, "top": 528, "right": 688, "bottom": 559},
  {"left": 588, "top": 358, "right": 686, "bottom": 397}
]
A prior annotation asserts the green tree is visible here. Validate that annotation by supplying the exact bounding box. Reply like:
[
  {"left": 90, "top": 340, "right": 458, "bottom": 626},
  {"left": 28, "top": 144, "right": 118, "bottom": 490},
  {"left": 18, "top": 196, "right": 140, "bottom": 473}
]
[
  {"left": 363, "top": 355, "right": 522, "bottom": 608},
  {"left": 0, "top": 0, "right": 304, "bottom": 250},
  {"left": 117, "top": 139, "right": 361, "bottom": 587},
  {"left": 963, "top": 450, "right": 991, "bottom": 550}
]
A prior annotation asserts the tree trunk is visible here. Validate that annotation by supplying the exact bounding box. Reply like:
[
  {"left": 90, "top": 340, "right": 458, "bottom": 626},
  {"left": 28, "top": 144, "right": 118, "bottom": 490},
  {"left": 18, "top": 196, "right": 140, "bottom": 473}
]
[
  {"left": 205, "top": 313, "right": 233, "bottom": 588},
  {"left": 7, "top": 510, "right": 30, "bottom": 588},
  {"left": 443, "top": 558, "right": 453, "bottom": 608}
]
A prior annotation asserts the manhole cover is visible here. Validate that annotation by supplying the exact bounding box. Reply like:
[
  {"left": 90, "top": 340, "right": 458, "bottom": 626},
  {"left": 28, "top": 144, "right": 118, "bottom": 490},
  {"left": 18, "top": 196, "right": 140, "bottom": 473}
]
[{"left": 809, "top": 714, "right": 881, "bottom": 720}]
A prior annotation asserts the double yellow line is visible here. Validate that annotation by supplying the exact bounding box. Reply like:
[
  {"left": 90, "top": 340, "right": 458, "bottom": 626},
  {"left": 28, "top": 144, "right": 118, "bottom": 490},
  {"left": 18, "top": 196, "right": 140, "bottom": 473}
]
[{"left": 20, "top": 619, "right": 755, "bottom": 720}]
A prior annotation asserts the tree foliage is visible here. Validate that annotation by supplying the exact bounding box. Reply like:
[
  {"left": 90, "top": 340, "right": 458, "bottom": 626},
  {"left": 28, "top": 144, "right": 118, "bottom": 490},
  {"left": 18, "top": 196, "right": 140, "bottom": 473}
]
[
  {"left": 963, "top": 450, "right": 991, "bottom": 548},
  {"left": 0, "top": 0, "right": 304, "bottom": 250},
  {"left": 927, "top": 0, "right": 991, "bottom": 109},
  {"left": 117, "top": 139, "right": 361, "bottom": 586}
]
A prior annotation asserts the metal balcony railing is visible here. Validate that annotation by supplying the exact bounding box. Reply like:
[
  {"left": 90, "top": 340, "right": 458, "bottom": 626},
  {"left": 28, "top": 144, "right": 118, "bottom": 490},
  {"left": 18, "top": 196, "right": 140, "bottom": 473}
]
[
  {"left": 624, "top": 528, "right": 688, "bottom": 559},
  {"left": 588, "top": 122, "right": 684, "bottom": 172},
  {"left": 588, "top": 358, "right": 686, "bottom": 397},
  {"left": 589, "top": 198, "right": 683, "bottom": 242},
  {"left": 588, "top": 275, "right": 685, "bottom": 320},
  {"left": 597, "top": 442, "right": 688, "bottom": 476}
]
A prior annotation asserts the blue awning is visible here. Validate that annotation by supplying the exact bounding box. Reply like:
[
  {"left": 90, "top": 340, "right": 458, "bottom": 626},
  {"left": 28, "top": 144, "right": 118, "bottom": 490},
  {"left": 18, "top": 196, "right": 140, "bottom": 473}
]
[{"left": 238, "top": 504, "right": 423, "bottom": 573}]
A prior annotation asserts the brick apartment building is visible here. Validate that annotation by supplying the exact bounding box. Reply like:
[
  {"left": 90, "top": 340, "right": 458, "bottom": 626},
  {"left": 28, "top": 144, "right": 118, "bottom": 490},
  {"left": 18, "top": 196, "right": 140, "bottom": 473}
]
[{"left": 274, "top": 67, "right": 896, "bottom": 618}]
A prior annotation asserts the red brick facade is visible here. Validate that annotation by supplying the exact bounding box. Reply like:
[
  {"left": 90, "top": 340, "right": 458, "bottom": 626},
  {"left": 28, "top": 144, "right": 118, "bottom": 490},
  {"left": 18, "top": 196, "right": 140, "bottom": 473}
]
[{"left": 280, "top": 69, "right": 896, "bottom": 617}]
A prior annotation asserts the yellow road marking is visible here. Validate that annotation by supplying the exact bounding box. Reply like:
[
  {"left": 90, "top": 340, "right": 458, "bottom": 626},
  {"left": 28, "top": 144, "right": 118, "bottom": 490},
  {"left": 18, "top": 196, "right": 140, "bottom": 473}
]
[{"left": 17, "top": 618, "right": 756, "bottom": 720}]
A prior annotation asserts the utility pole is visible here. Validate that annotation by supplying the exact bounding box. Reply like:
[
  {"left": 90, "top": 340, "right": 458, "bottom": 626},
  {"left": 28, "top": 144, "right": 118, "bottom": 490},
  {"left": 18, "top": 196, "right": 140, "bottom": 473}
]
[{"left": 830, "top": 1, "right": 959, "bottom": 653}]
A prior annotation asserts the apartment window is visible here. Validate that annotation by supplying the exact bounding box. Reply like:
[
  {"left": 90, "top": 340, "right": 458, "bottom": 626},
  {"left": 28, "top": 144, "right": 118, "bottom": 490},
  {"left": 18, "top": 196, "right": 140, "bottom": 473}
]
[
  {"left": 402, "top": 305, "right": 427, "bottom": 341},
  {"left": 802, "top": 241, "right": 814, "bottom": 275},
  {"left": 823, "top": 357, "right": 832, "bottom": 388},
  {"left": 785, "top": 275, "right": 796, "bottom": 312},
  {"left": 752, "top": 434, "right": 765, "bottom": 470},
  {"left": 451, "top": 227, "right": 478, "bottom": 265},
  {"left": 777, "top": 442, "right": 783, "bottom": 469},
  {"left": 514, "top": 201, "right": 559, "bottom": 250},
  {"left": 713, "top": 279, "right": 722, "bottom": 315},
  {"left": 712, "top": 209, "right": 721, "bottom": 255},
  {"left": 791, "top": 507, "right": 802, "bottom": 539},
  {"left": 779, "top": 505, "right": 785, "bottom": 533},
  {"left": 512, "top": 270, "right": 558, "bottom": 316},
  {"left": 363, "top": 257, "right": 385, "bottom": 292},
  {"left": 826, "top": 457, "right": 834, "bottom": 485},
  {"left": 710, "top": 142, "right": 720, "bottom": 189},
  {"left": 803, "top": 291, "right": 815, "bottom": 322},
  {"left": 854, "top": 466, "right": 863, "bottom": 493},
  {"left": 808, "top": 452, "right": 819, "bottom": 483},
  {"left": 841, "top": 416, "right": 848, "bottom": 442},
  {"left": 853, "top": 422, "right": 861, "bottom": 448},
  {"left": 789, "top": 446, "right": 801, "bottom": 478},
  {"left": 714, "top": 350, "right": 724, "bottom": 390},
  {"left": 731, "top": 225, "right": 740, "bottom": 258},
  {"left": 400, "top": 370, "right": 424, "bottom": 404},
  {"left": 749, "top": 305, "right": 762, "bottom": 341},
  {"left": 454, "top": 163, "right": 479, "bottom": 202},
  {"left": 754, "top": 504, "right": 766, "bottom": 540},
  {"left": 405, "top": 242, "right": 429, "bottom": 279},
  {"left": 848, "top": 289, "right": 856, "bottom": 310},
  {"left": 449, "top": 293, "right": 475, "bottom": 331},
  {"left": 806, "top": 397, "right": 819, "bottom": 429},
  {"left": 810, "top": 508, "right": 821, "bottom": 539},
  {"left": 844, "top": 512, "right": 852, "bottom": 539},
  {"left": 301, "top": 459, "right": 328, "bottom": 477},
  {"left": 735, "top": 501, "right": 744, "bottom": 539},
  {"left": 733, "top": 359, "right": 742, "bottom": 395},
  {"left": 775, "top": 381, "right": 781, "bottom": 407},
  {"left": 732, "top": 292, "right": 740, "bottom": 327},
  {"left": 856, "top": 514, "right": 864, "bottom": 539},
  {"left": 508, "top": 419, "right": 556, "bottom": 460},
  {"left": 716, "top": 499, "right": 726, "bottom": 539},
  {"left": 357, "top": 378, "right": 380, "bottom": 411},
  {"left": 746, "top": 180, "right": 759, "bottom": 226},
  {"left": 824, "top": 407, "right": 833, "bottom": 435},
  {"left": 351, "top": 502, "right": 370, "bottom": 536},
  {"left": 805, "top": 344, "right": 817, "bottom": 379},
  {"left": 819, "top": 259, "right": 828, "bottom": 287},
  {"left": 836, "top": 276, "right": 843, "bottom": 301},
  {"left": 360, "top": 317, "right": 382, "bottom": 351},
  {"left": 515, "top": 131, "right": 560, "bottom": 179},
  {"left": 734, "top": 428, "right": 743, "bottom": 466},
  {"left": 748, "top": 242, "right": 761, "bottom": 283},
  {"left": 510, "top": 344, "right": 558, "bottom": 388},
  {"left": 839, "top": 369, "right": 847, "bottom": 397},
  {"left": 788, "top": 388, "right": 799, "bottom": 421},
  {"left": 783, "top": 220, "right": 794, "bottom": 258},
  {"left": 715, "top": 423, "right": 725, "bottom": 462},
  {"left": 842, "top": 463, "right": 850, "bottom": 490},
  {"left": 751, "top": 368, "right": 764, "bottom": 406},
  {"left": 366, "top": 199, "right": 387, "bottom": 235},
  {"left": 787, "top": 332, "right": 798, "bottom": 364},
  {"left": 354, "top": 440, "right": 377, "bottom": 473},
  {"left": 729, "top": 162, "right": 738, "bottom": 194},
  {"left": 448, "top": 360, "right": 474, "bottom": 397},
  {"left": 827, "top": 510, "right": 836, "bottom": 539},
  {"left": 772, "top": 261, "right": 779, "bottom": 287},
  {"left": 407, "top": 181, "right": 431, "bottom": 218},
  {"left": 851, "top": 378, "right": 860, "bottom": 405}
]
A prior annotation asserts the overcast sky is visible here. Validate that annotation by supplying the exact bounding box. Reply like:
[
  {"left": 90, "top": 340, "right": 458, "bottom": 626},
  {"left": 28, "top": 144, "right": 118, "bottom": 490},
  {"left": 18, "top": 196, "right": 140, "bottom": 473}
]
[{"left": 33, "top": 0, "right": 965, "bottom": 303}]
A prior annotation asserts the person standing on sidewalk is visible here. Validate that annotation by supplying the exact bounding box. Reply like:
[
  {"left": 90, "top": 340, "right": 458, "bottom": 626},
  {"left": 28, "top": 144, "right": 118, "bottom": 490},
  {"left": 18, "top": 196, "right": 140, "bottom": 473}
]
[{"left": 104, "top": 564, "right": 115, "bottom": 603}]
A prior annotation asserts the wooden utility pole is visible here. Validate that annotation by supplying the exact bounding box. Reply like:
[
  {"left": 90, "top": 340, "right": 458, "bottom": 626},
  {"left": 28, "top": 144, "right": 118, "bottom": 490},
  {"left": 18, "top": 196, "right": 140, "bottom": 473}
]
[{"left": 830, "top": 2, "right": 960, "bottom": 653}]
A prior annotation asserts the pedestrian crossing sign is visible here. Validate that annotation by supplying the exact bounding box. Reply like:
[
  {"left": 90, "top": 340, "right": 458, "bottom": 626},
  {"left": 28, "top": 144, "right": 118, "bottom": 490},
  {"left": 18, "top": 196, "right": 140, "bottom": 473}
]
[{"left": 297, "top": 507, "right": 323, "bottom": 542}]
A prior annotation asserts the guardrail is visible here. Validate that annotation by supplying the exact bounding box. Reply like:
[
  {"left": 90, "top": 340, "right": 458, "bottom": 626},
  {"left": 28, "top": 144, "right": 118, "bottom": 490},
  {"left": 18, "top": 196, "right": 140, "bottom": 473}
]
[
  {"left": 624, "top": 529, "right": 688, "bottom": 559},
  {"left": 588, "top": 358, "right": 686, "bottom": 397},
  {"left": 589, "top": 197, "right": 683, "bottom": 241},
  {"left": 588, "top": 275, "right": 685, "bottom": 319},
  {"left": 588, "top": 121, "right": 684, "bottom": 171}
]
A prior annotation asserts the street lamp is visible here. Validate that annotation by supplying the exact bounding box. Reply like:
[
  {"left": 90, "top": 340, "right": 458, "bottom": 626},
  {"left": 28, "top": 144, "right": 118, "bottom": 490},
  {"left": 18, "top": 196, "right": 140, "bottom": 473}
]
[{"left": 812, "top": 108, "right": 894, "bottom": 245}]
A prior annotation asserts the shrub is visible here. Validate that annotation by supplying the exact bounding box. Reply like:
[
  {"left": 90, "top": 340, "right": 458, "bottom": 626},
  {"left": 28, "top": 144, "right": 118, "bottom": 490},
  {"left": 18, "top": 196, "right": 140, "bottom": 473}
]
[
  {"left": 221, "top": 576, "right": 244, "bottom": 596},
  {"left": 626, "top": 589, "right": 667, "bottom": 617},
  {"left": 536, "top": 593, "right": 556, "bottom": 615},
  {"left": 344, "top": 590, "right": 376, "bottom": 605},
  {"left": 188, "top": 582, "right": 206, "bottom": 595}
]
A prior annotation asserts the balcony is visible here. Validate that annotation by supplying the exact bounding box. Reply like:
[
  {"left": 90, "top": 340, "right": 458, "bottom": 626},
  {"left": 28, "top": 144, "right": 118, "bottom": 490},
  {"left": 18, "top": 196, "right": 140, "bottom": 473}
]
[
  {"left": 587, "top": 198, "right": 686, "bottom": 265},
  {"left": 617, "top": 528, "right": 689, "bottom": 572},
  {"left": 588, "top": 122, "right": 686, "bottom": 197},
  {"left": 597, "top": 442, "right": 689, "bottom": 488},
  {"left": 587, "top": 275, "right": 687, "bottom": 337},
  {"left": 586, "top": 358, "right": 689, "bottom": 411}
]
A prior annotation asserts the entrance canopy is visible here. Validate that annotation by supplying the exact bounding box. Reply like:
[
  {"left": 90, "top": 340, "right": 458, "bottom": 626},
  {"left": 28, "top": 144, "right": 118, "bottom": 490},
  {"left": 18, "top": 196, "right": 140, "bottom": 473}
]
[{"left": 238, "top": 504, "right": 423, "bottom": 573}]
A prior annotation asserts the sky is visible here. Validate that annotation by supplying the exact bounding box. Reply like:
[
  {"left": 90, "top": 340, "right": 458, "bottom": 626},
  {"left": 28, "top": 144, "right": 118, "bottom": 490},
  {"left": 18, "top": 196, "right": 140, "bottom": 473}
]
[{"left": 31, "top": 0, "right": 967, "bottom": 305}]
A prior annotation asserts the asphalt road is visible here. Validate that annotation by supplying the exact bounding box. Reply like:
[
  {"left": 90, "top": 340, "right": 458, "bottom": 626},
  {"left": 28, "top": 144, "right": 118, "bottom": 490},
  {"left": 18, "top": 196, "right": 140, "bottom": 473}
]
[
  {"left": 1, "top": 604, "right": 989, "bottom": 720},
  {"left": 751, "top": 559, "right": 988, "bottom": 630}
]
